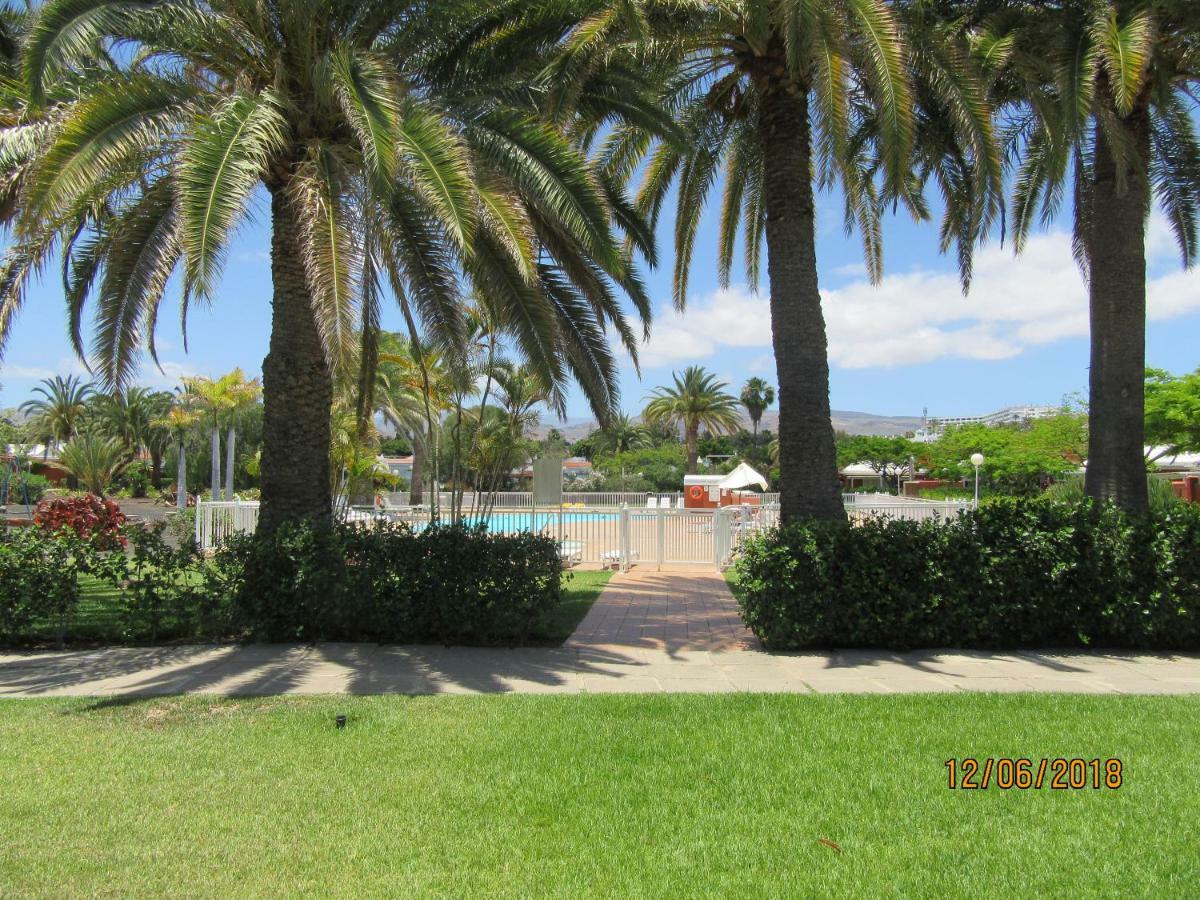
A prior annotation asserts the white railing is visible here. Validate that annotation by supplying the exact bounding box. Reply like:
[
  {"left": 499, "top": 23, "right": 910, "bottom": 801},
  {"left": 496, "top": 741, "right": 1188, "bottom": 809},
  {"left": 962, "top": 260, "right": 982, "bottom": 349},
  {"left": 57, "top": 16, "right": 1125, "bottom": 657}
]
[
  {"left": 195, "top": 500, "right": 260, "bottom": 549},
  {"left": 194, "top": 494, "right": 967, "bottom": 563}
]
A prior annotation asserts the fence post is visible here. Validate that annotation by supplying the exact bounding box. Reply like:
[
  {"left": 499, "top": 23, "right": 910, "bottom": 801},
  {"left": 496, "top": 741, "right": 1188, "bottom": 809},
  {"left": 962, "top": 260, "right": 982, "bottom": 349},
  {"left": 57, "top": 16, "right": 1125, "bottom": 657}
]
[
  {"left": 713, "top": 508, "right": 726, "bottom": 571},
  {"left": 619, "top": 503, "right": 631, "bottom": 572},
  {"left": 195, "top": 501, "right": 204, "bottom": 548},
  {"left": 656, "top": 505, "right": 665, "bottom": 570}
]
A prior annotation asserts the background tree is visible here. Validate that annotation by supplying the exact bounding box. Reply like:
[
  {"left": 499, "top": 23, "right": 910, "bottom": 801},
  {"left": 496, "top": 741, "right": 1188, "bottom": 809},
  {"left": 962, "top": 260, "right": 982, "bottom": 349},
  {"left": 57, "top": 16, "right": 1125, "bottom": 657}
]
[
  {"left": 1144, "top": 367, "right": 1200, "bottom": 463},
  {"left": 158, "top": 393, "right": 200, "bottom": 510},
  {"left": 18, "top": 375, "right": 92, "bottom": 454},
  {"left": 0, "top": 0, "right": 656, "bottom": 533},
  {"left": 739, "top": 378, "right": 775, "bottom": 437},
  {"left": 836, "top": 434, "right": 919, "bottom": 492},
  {"left": 90, "top": 386, "right": 172, "bottom": 488},
  {"left": 644, "top": 366, "right": 740, "bottom": 474},
  {"left": 993, "top": 0, "right": 1200, "bottom": 511}
]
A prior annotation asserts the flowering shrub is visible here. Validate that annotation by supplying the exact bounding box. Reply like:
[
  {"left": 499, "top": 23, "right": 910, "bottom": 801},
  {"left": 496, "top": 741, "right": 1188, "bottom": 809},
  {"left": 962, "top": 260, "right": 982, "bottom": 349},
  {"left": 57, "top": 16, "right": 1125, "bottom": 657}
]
[{"left": 34, "top": 495, "right": 127, "bottom": 547}]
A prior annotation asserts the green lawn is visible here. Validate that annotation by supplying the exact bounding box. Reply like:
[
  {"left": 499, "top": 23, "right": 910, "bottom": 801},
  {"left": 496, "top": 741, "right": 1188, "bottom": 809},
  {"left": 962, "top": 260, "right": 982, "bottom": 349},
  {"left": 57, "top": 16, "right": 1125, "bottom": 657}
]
[{"left": 0, "top": 694, "right": 1195, "bottom": 896}]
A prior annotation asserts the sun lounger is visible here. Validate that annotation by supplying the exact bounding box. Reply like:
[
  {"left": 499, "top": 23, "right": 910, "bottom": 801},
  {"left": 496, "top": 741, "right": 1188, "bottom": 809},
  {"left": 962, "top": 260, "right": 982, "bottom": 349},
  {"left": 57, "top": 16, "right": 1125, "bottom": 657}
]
[
  {"left": 558, "top": 540, "right": 585, "bottom": 567},
  {"left": 600, "top": 549, "right": 639, "bottom": 569}
]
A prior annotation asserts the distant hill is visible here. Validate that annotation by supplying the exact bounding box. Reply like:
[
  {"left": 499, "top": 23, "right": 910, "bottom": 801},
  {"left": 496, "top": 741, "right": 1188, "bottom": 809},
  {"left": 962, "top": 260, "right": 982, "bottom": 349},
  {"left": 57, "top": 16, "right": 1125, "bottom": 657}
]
[{"left": 527, "top": 409, "right": 923, "bottom": 441}]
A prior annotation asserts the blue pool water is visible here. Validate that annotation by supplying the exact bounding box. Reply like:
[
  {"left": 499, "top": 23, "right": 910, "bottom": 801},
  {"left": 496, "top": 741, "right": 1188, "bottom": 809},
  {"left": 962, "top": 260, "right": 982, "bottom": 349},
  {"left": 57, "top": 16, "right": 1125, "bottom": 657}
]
[{"left": 462, "top": 511, "right": 617, "bottom": 533}]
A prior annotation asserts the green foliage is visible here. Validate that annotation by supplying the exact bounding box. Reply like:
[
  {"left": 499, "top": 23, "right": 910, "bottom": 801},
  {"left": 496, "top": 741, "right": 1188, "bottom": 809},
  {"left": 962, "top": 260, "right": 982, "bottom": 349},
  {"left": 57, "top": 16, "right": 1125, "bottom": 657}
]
[
  {"left": 0, "top": 526, "right": 87, "bottom": 641},
  {"left": 58, "top": 434, "right": 128, "bottom": 495},
  {"left": 378, "top": 436, "right": 412, "bottom": 457},
  {"left": 207, "top": 522, "right": 562, "bottom": 644},
  {"left": 590, "top": 444, "right": 687, "bottom": 492},
  {"left": 733, "top": 499, "right": 1200, "bottom": 651},
  {"left": 1145, "top": 367, "right": 1200, "bottom": 460},
  {"left": 117, "top": 461, "right": 151, "bottom": 498},
  {"left": 837, "top": 434, "right": 920, "bottom": 487},
  {"left": 1047, "top": 475, "right": 1182, "bottom": 515},
  {"left": 2, "top": 470, "right": 50, "bottom": 505},
  {"left": 101, "top": 522, "right": 207, "bottom": 642},
  {"left": 922, "top": 414, "right": 1087, "bottom": 495}
]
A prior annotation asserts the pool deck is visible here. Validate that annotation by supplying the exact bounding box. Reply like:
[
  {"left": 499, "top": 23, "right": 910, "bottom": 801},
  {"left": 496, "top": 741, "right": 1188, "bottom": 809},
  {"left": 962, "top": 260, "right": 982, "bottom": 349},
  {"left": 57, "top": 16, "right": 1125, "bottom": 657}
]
[{"left": 2, "top": 569, "right": 1198, "bottom": 696}]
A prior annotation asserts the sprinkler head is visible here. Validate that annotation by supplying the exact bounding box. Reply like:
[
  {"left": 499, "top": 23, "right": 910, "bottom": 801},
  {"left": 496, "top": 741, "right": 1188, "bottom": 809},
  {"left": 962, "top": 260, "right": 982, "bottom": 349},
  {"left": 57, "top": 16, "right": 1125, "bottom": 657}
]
[{"left": 335, "top": 714, "right": 347, "bottom": 729}]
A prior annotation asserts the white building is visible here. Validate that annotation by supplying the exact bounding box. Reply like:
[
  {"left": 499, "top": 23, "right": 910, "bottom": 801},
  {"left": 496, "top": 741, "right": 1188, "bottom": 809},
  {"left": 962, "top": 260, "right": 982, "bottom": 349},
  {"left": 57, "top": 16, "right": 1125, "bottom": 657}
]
[{"left": 912, "top": 405, "right": 1060, "bottom": 441}]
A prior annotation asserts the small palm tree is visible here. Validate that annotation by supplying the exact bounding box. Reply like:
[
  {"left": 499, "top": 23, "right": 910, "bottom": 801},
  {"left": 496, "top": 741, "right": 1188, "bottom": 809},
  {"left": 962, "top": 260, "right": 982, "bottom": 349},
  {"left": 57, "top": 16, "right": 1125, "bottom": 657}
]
[
  {"left": 739, "top": 378, "right": 775, "bottom": 437},
  {"left": 990, "top": 0, "right": 1200, "bottom": 512},
  {"left": 18, "top": 375, "right": 92, "bottom": 455},
  {"left": 91, "top": 386, "right": 172, "bottom": 486},
  {"left": 59, "top": 433, "right": 126, "bottom": 496},
  {"left": 597, "top": 412, "right": 651, "bottom": 455},
  {"left": 644, "top": 367, "right": 741, "bottom": 474}
]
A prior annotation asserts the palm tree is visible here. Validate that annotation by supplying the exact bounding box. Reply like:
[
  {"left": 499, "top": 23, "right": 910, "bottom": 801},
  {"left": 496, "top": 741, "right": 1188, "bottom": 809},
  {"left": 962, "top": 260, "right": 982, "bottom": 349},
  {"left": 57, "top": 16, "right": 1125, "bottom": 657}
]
[
  {"left": 18, "top": 375, "right": 92, "bottom": 455},
  {"left": 91, "top": 386, "right": 172, "bottom": 487},
  {"left": 739, "top": 378, "right": 775, "bottom": 437},
  {"left": 58, "top": 433, "right": 126, "bottom": 496},
  {"left": 988, "top": 0, "right": 1200, "bottom": 512},
  {"left": 644, "top": 367, "right": 741, "bottom": 474},
  {"left": 0, "top": 0, "right": 654, "bottom": 533},
  {"left": 553, "top": 0, "right": 997, "bottom": 521},
  {"left": 158, "top": 394, "right": 200, "bottom": 510},
  {"left": 221, "top": 372, "right": 262, "bottom": 502},
  {"left": 596, "top": 412, "right": 651, "bottom": 455}
]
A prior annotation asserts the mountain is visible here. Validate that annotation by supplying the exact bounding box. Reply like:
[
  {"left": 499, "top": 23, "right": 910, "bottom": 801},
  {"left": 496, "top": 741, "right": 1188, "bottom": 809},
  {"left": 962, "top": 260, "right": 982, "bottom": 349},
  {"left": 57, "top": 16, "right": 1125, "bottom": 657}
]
[{"left": 526, "top": 409, "right": 923, "bottom": 441}]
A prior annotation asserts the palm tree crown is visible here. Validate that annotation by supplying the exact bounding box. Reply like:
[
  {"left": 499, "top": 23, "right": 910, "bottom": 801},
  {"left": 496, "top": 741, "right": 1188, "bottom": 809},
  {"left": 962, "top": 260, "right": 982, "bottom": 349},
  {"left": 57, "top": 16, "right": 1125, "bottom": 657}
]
[
  {"left": 0, "top": 0, "right": 654, "bottom": 530},
  {"left": 644, "top": 366, "right": 740, "bottom": 474},
  {"left": 739, "top": 377, "right": 775, "bottom": 436},
  {"left": 18, "top": 374, "right": 92, "bottom": 451}
]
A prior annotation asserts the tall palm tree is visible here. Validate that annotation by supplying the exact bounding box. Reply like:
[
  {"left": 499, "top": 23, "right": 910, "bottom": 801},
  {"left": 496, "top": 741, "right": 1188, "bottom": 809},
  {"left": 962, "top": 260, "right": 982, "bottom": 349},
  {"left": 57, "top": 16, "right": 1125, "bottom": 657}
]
[
  {"left": 158, "top": 393, "right": 200, "bottom": 510},
  {"left": 739, "top": 377, "right": 775, "bottom": 437},
  {"left": 553, "top": 0, "right": 998, "bottom": 521},
  {"left": 0, "top": 0, "right": 654, "bottom": 533},
  {"left": 987, "top": 0, "right": 1200, "bottom": 512},
  {"left": 18, "top": 375, "right": 92, "bottom": 454},
  {"left": 644, "top": 366, "right": 741, "bottom": 474},
  {"left": 221, "top": 372, "right": 262, "bottom": 501}
]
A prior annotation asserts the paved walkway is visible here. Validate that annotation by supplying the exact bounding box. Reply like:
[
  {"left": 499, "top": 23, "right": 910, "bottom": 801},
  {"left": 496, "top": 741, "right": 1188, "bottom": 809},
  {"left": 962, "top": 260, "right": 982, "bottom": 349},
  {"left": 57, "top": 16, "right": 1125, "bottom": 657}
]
[{"left": 1, "top": 569, "right": 1198, "bottom": 696}]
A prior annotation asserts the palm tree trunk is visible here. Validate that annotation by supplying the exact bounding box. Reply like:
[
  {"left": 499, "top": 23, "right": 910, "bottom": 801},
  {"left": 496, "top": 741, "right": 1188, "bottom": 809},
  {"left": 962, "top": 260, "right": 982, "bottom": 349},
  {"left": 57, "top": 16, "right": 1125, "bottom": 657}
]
[
  {"left": 209, "top": 426, "right": 220, "bottom": 503},
  {"left": 150, "top": 449, "right": 163, "bottom": 491},
  {"left": 409, "top": 434, "right": 424, "bottom": 504},
  {"left": 224, "top": 426, "right": 236, "bottom": 501},
  {"left": 258, "top": 182, "right": 334, "bottom": 533},
  {"left": 175, "top": 438, "right": 187, "bottom": 510},
  {"left": 685, "top": 422, "right": 699, "bottom": 474},
  {"left": 1084, "top": 103, "right": 1150, "bottom": 513},
  {"left": 760, "top": 87, "right": 844, "bottom": 522}
]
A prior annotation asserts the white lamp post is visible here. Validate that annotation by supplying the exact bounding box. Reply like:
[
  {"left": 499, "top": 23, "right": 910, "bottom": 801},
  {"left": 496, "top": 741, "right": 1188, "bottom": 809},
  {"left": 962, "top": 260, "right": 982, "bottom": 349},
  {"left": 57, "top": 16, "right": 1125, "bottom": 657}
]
[{"left": 970, "top": 453, "right": 985, "bottom": 508}]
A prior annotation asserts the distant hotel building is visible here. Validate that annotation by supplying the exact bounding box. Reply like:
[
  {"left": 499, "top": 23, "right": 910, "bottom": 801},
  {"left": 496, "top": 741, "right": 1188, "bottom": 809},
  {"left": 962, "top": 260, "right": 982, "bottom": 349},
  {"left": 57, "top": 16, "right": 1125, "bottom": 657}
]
[{"left": 912, "top": 404, "right": 1059, "bottom": 442}]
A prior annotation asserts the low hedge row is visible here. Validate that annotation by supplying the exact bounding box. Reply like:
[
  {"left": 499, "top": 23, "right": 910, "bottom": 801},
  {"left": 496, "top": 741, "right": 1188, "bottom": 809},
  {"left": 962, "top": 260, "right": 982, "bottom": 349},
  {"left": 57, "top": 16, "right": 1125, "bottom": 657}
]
[
  {"left": 1, "top": 520, "right": 562, "bottom": 646},
  {"left": 732, "top": 499, "right": 1200, "bottom": 651},
  {"left": 209, "top": 521, "right": 562, "bottom": 643}
]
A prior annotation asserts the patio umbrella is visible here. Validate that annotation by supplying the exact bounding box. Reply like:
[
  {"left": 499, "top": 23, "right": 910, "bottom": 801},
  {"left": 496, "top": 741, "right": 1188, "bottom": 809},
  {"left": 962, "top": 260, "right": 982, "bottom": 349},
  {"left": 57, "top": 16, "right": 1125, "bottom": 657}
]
[{"left": 719, "top": 462, "right": 769, "bottom": 491}]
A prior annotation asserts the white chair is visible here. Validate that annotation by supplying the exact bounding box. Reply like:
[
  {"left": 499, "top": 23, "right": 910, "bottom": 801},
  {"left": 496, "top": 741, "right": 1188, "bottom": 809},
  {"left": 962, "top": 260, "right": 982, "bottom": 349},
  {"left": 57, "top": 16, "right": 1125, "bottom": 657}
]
[
  {"left": 558, "top": 540, "right": 585, "bottom": 567},
  {"left": 600, "top": 548, "right": 639, "bottom": 569},
  {"left": 645, "top": 497, "right": 657, "bottom": 508}
]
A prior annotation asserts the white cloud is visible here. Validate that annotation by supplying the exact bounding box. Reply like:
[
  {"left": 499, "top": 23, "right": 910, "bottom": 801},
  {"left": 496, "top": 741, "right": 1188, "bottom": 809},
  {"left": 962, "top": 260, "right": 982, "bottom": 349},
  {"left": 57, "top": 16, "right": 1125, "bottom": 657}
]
[
  {"left": 626, "top": 218, "right": 1200, "bottom": 371},
  {"left": 0, "top": 363, "right": 56, "bottom": 380}
]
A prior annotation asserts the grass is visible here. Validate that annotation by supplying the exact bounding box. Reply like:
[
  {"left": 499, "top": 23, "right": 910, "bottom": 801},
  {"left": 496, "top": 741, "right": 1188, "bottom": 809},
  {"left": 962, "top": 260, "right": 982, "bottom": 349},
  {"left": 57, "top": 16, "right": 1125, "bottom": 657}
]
[{"left": 0, "top": 693, "right": 1195, "bottom": 896}]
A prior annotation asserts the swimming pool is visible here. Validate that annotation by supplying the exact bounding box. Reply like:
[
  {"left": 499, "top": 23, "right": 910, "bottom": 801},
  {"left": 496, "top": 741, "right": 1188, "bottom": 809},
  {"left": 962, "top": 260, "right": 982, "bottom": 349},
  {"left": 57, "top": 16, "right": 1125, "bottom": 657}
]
[{"left": 461, "top": 511, "right": 618, "bottom": 533}]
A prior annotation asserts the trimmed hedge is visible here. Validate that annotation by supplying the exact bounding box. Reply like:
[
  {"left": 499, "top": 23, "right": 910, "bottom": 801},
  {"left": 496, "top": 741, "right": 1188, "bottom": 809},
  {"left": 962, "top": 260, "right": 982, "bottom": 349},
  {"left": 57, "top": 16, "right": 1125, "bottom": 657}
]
[
  {"left": 2, "top": 520, "right": 562, "bottom": 646},
  {"left": 207, "top": 521, "right": 562, "bottom": 644},
  {"left": 732, "top": 499, "right": 1200, "bottom": 651}
]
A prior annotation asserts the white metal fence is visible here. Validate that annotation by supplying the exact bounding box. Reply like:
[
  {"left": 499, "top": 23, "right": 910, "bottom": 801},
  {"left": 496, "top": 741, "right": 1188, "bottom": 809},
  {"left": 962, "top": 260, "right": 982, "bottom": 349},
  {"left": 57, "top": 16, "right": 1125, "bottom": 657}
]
[{"left": 194, "top": 492, "right": 967, "bottom": 566}]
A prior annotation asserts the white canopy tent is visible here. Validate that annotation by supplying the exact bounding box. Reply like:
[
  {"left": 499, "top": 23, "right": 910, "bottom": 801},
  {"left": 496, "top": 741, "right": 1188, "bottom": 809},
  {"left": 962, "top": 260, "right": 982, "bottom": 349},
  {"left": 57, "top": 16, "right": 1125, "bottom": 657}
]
[{"left": 718, "top": 462, "right": 769, "bottom": 492}]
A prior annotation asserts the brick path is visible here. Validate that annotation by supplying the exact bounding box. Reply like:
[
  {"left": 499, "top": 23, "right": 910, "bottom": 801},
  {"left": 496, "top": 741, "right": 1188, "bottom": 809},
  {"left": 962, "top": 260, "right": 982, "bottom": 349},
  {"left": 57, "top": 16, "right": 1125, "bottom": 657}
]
[
  {"left": 1, "top": 568, "right": 1199, "bottom": 696},
  {"left": 566, "top": 569, "right": 756, "bottom": 651}
]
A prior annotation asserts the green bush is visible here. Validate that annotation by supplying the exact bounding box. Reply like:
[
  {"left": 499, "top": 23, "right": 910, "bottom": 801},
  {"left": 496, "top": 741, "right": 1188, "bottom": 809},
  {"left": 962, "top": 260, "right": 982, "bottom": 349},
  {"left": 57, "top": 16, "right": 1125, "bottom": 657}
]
[
  {"left": 2, "top": 471, "right": 51, "bottom": 505},
  {"left": 101, "top": 523, "right": 208, "bottom": 642},
  {"left": 0, "top": 527, "right": 91, "bottom": 643},
  {"left": 732, "top": 499, "right": 1200, "bottom": 651},
  {"left": 207, "top": 521, "right": 562, "bottom": 644}
]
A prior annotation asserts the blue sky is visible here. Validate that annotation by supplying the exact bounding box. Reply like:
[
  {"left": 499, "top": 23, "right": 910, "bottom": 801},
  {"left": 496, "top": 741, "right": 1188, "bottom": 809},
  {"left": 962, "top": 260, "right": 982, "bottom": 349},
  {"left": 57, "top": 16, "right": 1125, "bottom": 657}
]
[{"left": 2, "top": 178, "right": 1199, "bottom": 422}]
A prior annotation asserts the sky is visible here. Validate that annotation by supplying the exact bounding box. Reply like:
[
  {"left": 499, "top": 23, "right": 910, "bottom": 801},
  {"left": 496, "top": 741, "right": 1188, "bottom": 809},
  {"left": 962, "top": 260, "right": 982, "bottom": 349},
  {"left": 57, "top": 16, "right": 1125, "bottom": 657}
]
[{"left": 2, "top": 176, "right": 1199, "bottom": 423}]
